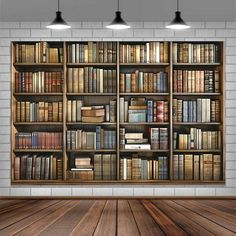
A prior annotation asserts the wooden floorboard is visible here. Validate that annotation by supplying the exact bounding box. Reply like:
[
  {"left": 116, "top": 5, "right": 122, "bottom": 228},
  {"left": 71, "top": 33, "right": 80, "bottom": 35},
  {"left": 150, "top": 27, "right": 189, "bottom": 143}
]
[{"left": 0, "top": 200, "right": 235, "bottom": 236}]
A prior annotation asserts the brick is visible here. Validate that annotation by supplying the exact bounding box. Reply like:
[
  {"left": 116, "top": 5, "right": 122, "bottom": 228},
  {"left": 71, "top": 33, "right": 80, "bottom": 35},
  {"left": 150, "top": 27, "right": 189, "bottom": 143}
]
[
  {"left": 226, "top": 56, "right": 236, "bottom": 64},
  {"left": 206, "top": 22, "right": 226, "bottom": 28},
  {"left": 0, "top": 179, "right": 10, "bottom": 187},
  {"left": 174, "top": 30, "right": 195, "bottom": 38},
  {"left": 0, "top": 82, "right": 10, "bottom": 90},
  {"left": 11, "top": 29, "right": 30, "bottom": 37},
  {"left": 226, "top": 38, "right": 236, "bottom": 46},
  {"left": 68, "top": 22, "right": 82, "bottom": 28},
  {"left": 0, "top": 144, "right": 10, "bottom": 152},
  {"left": 0, "top": 135, "right": 10, "bottom": 143},
  {"left": 226, "top": 144, "right": 236, "bottom": 152},
  {"left": 226, "top": 82, "right": 236, "bottom": 90},
  {"left": 10, "top": 188, "right": 31, "bottom": 196},
  {"left": 226, "top": 91, "right": 236, "bottom": 99},
  {"left": 154, "top": 29, "right": 174, "bottom": 38},
  {"left": 187, "top": 22, "right": 205, "bottom": 28},
  {"left": 0, "top": 55, "right": 10, "bottom": 64},
  {"left": 175, "top": 188, "right": 195, "bottom": 196},
  {"left": 196, "top": 29, "right": 215, "bottom": 37},
  {"left": 0, "top": 108, "right": 10, "bottom": 117},
  {"left": 0, "top": 22, "right": 19, "bottom": 28},
  {"left": 226, "top": 170, "right": 236, "bottom": 179},
  {"left": 226, "top": 161, "right": 236, "bottom": 170},
  {"left": 72, "top": 29, "right": 93, "bottom": 37},
  {"left": 226, "top": 73, "right": 235, "bottom": 82},
  {"left": 0, "top": 100, "right": 10, "bottom": 108},
  {"left": 72, "top": 188, "right": 93, "bottom": 196},
  {"left": 216, "top": 29, "right": 236, "bottom": 37},
  {"left": 0, "top": 170, "right": 10, "bottom": 178},
  {"left": 226, "top": 100, "right": 236, "bottom": 108},
  {"left": 82, "top": 22, "right": 102, "bottom": 28},
  {"left": 226, "top": 65, "right": 236, "bottom": 73},
  {"left": 226, "top": 135, "right": 236, "bottom": 143},
  {"left": 51, "top": 188, "right": 72, "bottom": 196},
  {"left": 0, "top": 65, "right": 10, "bottom": 73},
  {"left": 154, "top": 188, "right": 174, "bottom": 196},
  {"left": 144, "top": 22, "right": 164, "bottom": 29},
  {"left": 0, "top": 118, "right": 10, "bottom": 125},
  {"left": 113, "top": 188, "right": 133, "bottom": 196},
  {"left": 129, "top": 22, "right": 144, "bottom": 28},
  {"left": 0, "top": 152, "right": 10, "bottom": 160},
  {"left": 226, "top": 22, "right": 236, "bottom": 28},
  {"left": 31, "top": 29, "right": 51, "bottom": 37},
  {"left": 52, "top": 30, "right": 72, "bottom": 38},
  {"left": 226, "top": 118, "right": 236, "bottom": 126},
  {"left": 0, "top": 91, "right": 10, "bottom": 99},
  {"left": 113, "top": 29, "right": 133, "bottom": 38},
  {"left": 93, "top": 188, "right": 113, "bottom": 196},
  {"left": 20, "top": 22, "right": 41, "bottom": 28},
  {"left": 93, "top": 30, "right": 112, "bottom": 38},
  {"left": 226, "top": 179, "right": 236, "bottom": 187},
  {"left": 0, "top": 188, "right": 10, "bottom": 196},
  {"left": 195, "top": 188, "right": 216, "bottom": 196},
  {"left": 226, "top": 153, "right": 236, "bottom": 160},
  {"left": 31, "top": 188, "right": 51, "bottom": 196},
  {"left": 226, "top": 126, "right": 236, "bottom": 135},
  {"left": 226, "top": 108, "right": 236, "bottom": 117},
  {"left": 134, "top": 188, "right": 154, "bottom": 196},
  {"left": 216, "top": 188, "right": 236, "bottom": 197},
  {"left": 0, "top": 126, "right": 10, "bottom": 134},
  {"left": 0, "top": 30, "right": 10, "bottom": 37},
  {"left": 134, "top": 29, "right": 154, "bottom": 38},
  {"left": 0, "top": 47, "right": 10, "bottom": 56}
]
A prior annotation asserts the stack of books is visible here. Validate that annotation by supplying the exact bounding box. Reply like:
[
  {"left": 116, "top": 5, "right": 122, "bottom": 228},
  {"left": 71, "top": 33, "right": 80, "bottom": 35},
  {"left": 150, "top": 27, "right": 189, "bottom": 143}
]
[
  {"left": 150, "top": 128, "right": 169, "bottom": 150},
  {"left": 120, "top": 130, "right": 151, "bottom": 150},
  {"left": 81, "top": 106, "right": 105, "bottom": 123}
]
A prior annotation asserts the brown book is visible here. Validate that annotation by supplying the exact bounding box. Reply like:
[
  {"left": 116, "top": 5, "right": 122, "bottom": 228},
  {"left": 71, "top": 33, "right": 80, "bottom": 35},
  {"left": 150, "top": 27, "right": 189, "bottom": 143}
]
[
  {"left": 213, "top": 155, "right": 221, "bottom": 180},
  {"left": 193, "top": 155, "right": 200, "bottom": 180},
  {"left": 203, "top": 154, "right": 213, "bottom": 180},
  {"left": 82, "top": 109, "right": 105, "bottom": 117},
  {"left": 14, "top": 156, "right": 20, "bottom": 180},
  {"left": 82, "top": 116, "right": 105, "bottom": 123}
]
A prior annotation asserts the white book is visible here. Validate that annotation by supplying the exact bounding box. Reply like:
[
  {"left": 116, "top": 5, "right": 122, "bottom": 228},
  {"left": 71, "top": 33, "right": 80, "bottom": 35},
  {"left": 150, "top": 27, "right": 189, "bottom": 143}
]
[
  {"left": 146, "top": 43, "right": 150, "bottom": 63},
  {"left": 72, "top": 44, "right": 76, "bottom": 63},
  {"left": 124, "top": 101, "right": 128, "bottom": 122},
  {"left": 67, "top": 100, "right": 72, "bottom": 122},
  {"left": 125, "top": 144, "right": 151, "bottom": 150},
  {"left": 155, "top": 42, "right": 160, "bottom": 63},
  {"left": 100, "top": 69, "right": 103, "bottom": 93},
  {"left": 206, "top": 99, "right": 211, "bottom": 122},
  {"left": 119, "top": 97, "right": 125, "bottom": 123},
  {"left": 72, "top": 100, "right": 77, "bottom": 122}
]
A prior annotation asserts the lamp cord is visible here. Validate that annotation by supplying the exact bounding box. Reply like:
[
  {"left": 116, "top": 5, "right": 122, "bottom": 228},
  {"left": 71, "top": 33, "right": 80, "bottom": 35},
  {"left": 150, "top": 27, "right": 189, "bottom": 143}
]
[
  {"left": 118, "top": 0, "right": 120, "bottom": 11},
  {"left": 58, "top": 0, "right": 60, "bottom": 11},
  {"left": 177, "top": 0, "right": 179, "bottom": 11}
]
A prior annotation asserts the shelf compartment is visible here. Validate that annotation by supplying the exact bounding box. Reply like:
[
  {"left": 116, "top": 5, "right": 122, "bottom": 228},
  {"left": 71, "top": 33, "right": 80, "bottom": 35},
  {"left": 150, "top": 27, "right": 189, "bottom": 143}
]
[
  {"left": 66, "top": 93, "right": 116, "bottom": 96},
  {"left": 14, "top": 149, "right": 63, "bottom": 153},
  {"left": 120, "top": 149, "right": 169, "bottom": 153},
  {"left": 67, "top": 149, "right": 117, "bottom": 153},
  {"left": 67, "top": 122, "right": 116, "bottom": 125},
  {"left": 173, "top": 149, "right": 222, "bottom": 153}
]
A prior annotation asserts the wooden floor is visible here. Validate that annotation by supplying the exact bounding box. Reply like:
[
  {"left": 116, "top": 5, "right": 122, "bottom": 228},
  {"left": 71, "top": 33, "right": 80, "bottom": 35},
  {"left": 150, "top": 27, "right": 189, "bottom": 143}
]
[{"left": 0, "top": 200, "right": 235, "bottom": 235}]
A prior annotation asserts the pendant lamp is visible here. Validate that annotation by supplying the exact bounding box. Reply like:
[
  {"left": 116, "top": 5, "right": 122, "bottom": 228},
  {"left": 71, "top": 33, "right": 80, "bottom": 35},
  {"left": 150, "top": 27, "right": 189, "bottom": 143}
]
[
  {"left": 106, "top": 0, "right": 130, "bottom": 30},
  {"left": 166, "top": 0, "right": 190, "bottom": 30},
  {"left": 47, "top": 0, "right": 71, "bottom": 30}
]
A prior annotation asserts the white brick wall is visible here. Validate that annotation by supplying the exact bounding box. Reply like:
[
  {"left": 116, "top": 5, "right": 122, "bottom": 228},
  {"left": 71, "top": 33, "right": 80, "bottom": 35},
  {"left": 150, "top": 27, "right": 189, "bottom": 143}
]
[{"left": 0, "top": 21, "right": 235, "bottom": 197}]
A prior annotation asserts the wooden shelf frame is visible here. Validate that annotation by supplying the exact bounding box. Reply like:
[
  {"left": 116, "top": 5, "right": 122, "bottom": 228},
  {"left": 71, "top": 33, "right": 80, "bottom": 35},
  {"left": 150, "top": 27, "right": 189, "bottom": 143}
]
[{"left": 11, "top": 41, "right": 225, "bottom": 184}]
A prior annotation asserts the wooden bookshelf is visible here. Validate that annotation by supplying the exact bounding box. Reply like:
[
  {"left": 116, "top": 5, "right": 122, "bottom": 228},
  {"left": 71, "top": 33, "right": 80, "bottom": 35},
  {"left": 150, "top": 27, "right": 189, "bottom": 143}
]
[{"left": 11, "top": 41, "right": 225, "bottom": 184}]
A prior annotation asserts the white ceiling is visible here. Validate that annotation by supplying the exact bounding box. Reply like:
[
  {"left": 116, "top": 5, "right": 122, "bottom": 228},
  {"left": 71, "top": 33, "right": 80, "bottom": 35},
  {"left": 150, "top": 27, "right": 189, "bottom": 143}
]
[{"left": 0, "top": 0, "right": 235, "bottom": 22}]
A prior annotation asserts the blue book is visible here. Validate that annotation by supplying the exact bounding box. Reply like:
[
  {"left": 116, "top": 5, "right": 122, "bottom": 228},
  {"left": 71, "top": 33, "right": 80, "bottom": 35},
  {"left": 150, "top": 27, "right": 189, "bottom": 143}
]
[
  {"left": 147, "top": 100, "right": 153, "bottom": 123},
  {"left": 96, "top": 126, "right": 101, "bottom": 150}
]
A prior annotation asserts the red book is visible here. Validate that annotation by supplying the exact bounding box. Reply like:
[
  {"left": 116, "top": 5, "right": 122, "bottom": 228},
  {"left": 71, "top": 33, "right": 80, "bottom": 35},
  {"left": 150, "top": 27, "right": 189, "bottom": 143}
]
[{"left": 156, "top": 101, "right": 164, "bottom": 122}]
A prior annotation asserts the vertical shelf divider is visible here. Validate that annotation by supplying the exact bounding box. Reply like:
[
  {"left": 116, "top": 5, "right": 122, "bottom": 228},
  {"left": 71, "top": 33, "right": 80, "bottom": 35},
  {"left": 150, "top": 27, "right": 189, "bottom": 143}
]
[{"left": 117, "top": 41, "right": 120, "bottom": 180}]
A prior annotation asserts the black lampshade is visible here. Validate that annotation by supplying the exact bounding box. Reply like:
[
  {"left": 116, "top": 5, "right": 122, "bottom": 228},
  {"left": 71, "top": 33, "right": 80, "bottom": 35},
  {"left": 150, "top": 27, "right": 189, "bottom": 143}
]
[
  {"left": 106, "top": 11, "right": 130, "bottom": 29},
  {"left": 166, "top": 11, "right": 190, "bottom": 29},
  {"left": 46, "top": 0, "right": 71, "bottom": 30}
]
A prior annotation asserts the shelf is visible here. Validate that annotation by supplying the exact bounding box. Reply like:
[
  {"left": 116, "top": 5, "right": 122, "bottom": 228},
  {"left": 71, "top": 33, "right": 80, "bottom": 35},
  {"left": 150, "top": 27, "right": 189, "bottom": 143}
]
[
  {"left": 173, "top": 149, "right": 222, "bottom": 153},
  {"left": 173, "top": 122, "right": 221, "bottom": 125},
  {"left": 173, "top": 63, "right": 221, "bottom": 66},
  {"left": 14, "top": 63, "right": 63, "bottom": 67},
  {"left": 67, "top": 149, "right": 117, "bottom": 153},
  {"left": 14, "top": 149, "right": 63, "bottom": 153},
  {"left": 11, "top": 180, "right": 225, "bottom": 185},
  {"left": 120, "top": 93, "right": 169, "bottom": 96},
  {"left": 173, "top": 93, "right": 221, "bottom": 96},
  {"left": 67, "top": 63, "right": 116, "bottom": 66},
  {"left": 14, "top": 93, "right": 63, "bottom": 96},
  {"left": 120, "top": 149, "right": 169, "bottom": 153},
  {"left": 120, "top": 63, "right": 170, "bottom": 66},
  {"left": 14, "top": 122, "right": 63, "bottom": 126},
  {"left": 66, "top": 93, "right": 116, "bottom": 96},
  {"left": 120, "top": 122, "right": 169, "bottom": 125},
  {"left": 67, "top": 122, "right": 116, "bottom": 125}
]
